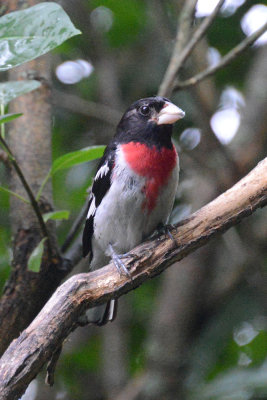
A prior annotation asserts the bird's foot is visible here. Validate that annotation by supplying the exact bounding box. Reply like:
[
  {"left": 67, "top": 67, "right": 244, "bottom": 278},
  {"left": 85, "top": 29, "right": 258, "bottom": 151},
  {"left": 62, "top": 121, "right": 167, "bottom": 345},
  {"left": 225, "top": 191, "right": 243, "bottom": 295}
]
[
  {"left": 108, "top": 244, "right": 133, "bottom": 279},
  {"left": 156, "top": 223, "right": 178, "bottom": 247},
  {"left": 116, "top": 251, "right": 136, "bottom": 260}
]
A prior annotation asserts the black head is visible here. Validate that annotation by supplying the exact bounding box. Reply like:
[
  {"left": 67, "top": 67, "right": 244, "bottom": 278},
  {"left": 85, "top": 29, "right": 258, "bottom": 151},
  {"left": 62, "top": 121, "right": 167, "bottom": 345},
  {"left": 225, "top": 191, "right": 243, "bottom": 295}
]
[{"left": 115, "top": 96, "right": 185, "bottom": 149}]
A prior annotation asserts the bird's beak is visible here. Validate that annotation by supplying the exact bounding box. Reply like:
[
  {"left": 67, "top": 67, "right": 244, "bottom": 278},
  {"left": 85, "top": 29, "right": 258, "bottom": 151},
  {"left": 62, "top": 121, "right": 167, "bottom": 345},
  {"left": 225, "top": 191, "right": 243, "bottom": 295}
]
[{"left": 157, "top": 102, "right": 185, "bottom": 125}]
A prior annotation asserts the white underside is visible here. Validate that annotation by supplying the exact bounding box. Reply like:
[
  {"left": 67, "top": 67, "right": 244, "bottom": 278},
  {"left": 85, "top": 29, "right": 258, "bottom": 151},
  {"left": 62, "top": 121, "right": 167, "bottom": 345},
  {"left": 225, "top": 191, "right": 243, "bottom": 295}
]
[{"left": 90, "top": 147, "right": 179, "bottom": 270}]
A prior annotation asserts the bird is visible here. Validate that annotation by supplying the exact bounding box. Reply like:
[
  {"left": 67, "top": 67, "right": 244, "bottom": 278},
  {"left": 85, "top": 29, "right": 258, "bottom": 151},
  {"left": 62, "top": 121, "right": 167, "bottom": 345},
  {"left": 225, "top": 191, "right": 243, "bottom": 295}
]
[{"left": 82, "top": 96, "right": 185, "bottom": 325}]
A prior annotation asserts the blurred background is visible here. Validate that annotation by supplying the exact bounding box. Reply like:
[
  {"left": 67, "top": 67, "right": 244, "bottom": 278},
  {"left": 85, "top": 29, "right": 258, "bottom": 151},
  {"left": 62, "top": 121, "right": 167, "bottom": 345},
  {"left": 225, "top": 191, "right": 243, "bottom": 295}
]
[{"left": 1, "top": 0, "right": 267, "bottom": 399}]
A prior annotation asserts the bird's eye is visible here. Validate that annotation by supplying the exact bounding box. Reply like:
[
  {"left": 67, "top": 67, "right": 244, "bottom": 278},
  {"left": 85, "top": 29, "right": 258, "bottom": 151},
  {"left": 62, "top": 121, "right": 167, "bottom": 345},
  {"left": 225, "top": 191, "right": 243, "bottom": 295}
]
[{"left": 140, "top": 105, "right": 150, "bottom": 116}]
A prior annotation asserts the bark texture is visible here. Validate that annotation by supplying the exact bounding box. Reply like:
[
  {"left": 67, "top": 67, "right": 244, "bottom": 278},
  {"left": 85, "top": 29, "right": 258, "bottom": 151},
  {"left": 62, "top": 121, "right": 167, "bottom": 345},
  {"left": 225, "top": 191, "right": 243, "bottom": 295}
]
[{"left": 0, "top": 0, "right": 70, "bottom": 356}]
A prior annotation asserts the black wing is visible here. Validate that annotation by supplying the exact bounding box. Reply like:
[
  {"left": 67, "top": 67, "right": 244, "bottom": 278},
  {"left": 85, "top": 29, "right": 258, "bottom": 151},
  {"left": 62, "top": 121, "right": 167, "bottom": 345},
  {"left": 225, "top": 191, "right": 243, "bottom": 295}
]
[{"left": 82, "top": 143, "right": 116, "bottom": 259}]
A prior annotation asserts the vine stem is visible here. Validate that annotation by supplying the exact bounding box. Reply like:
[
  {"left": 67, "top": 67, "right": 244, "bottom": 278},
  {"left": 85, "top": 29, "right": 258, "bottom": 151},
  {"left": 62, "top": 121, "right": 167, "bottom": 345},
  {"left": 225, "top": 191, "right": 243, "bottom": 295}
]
[
  {"left": 36, "top": 169, "right": 51, "bottom": 201},
  {"left": 0, "top": 103, "right": 6, "bottom": 139},
  {"left": 0, "top": 135, "right": 53, "bottom": 258}
]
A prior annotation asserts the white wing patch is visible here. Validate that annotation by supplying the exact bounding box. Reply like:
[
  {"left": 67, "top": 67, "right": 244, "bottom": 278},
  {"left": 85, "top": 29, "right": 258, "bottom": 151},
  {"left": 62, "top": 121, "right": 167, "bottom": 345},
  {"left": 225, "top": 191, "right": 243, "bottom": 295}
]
[
  {"left": 86, "top": 163, "right": 110, "bottom": 220},
  {"left": 95, "top": 163, "right": 110, "bottom": 180},
  {"left": 87, "top": 196, "right": 96, "bottom": 219}
]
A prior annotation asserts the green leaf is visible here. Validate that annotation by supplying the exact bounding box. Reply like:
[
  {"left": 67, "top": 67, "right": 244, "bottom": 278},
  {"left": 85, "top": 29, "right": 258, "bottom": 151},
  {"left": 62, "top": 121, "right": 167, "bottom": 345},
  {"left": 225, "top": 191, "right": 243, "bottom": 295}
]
[
  {"left": 0, "top": 185, "right": 30, "bottom": 204},
  {"left": 51, "top": 146, "right": 106, "bottom": 174},
  {"left": 36, "top": 146, "right": 105, "bottom": 201},
  {"left": 27, "top": 237, "right": 47, "bottom": 273},
  {"left": 0, "top": 113, "right": 23, "bottom": 124},
  {"left": 0, "top": 81, "right": 40, "bottom": 106},
  {"left": 43, "top": 210, "right": 70, "bottom": 223},
  {"left": 0, "top": 2, "right": 81, "bottom": 71}
]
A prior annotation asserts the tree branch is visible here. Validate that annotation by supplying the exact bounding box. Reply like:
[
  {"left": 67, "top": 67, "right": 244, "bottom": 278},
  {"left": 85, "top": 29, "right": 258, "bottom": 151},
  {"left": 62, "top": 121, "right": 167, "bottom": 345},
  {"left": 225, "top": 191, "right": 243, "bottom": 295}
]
[
  {"left": 61, "top": 196, "right": 89, "bottom": 253},
  {"left": 53, "top": 90, "right": 122, "bottom": 126},
  {"left": 0, "top": 44, "right": 64, "bottom": 355},
  {"left": 158, "top": 0, "right": 197, "bottom": 97},
  {"left": 174, "top": 22, "right": 267, "bottom": 90},
  {"left": 0, "top": 157, "right": 266, "bottom": 400},
  {"left": 0, "top": 149, "right": 9, "bottom": 165},
  {"left": 158, "top": 0, "right": 225, "bottom": 97},
  {"left": 0, "top": 135, "right": 52, "bottom": 256}
]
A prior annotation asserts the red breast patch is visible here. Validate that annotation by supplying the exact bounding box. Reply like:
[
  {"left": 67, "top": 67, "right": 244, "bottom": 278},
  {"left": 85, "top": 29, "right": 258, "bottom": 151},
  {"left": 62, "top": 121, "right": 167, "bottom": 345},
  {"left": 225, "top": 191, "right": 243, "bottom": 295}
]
[{"left": 121, "top": 142, "right": 177, "bottom": 212}]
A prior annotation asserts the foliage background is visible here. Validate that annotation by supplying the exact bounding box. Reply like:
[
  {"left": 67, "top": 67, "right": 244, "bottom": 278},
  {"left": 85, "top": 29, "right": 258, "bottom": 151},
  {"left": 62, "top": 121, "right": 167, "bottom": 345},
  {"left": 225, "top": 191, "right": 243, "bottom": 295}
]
[{"left": 0, "top": 0, "right": 267, "bottom": 399}]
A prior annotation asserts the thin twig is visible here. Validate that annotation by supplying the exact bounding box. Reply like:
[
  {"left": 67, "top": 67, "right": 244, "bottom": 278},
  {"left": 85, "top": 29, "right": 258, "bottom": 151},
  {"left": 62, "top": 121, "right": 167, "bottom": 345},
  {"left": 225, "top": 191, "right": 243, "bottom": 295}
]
[
  {"left": 45, "top": 345, "right": 62, "bottom": 387},
  {"left": 175, "top": 0, "right": 225, "bottom": 72},
  {"left": 0, "top": 149, "right": 9, "bottom": 165},
  {"left": 64, "top": 234, "right": 83, "bottom": 267},
  {"left": 0, "top": 186, "right": 30, "bottom": 204},
  {"left": 64, "top": 234, "right": 83, "bottom": 266},
  {"left": 61, "top": 196, "right": 90, "bottom": 253},
  {"left": 174, "top": 21, "right": 267, "bottom": 90},
  {"left": 0, "top": 136, "right": 52, "bottom": 257},
  {"left": 53, "top": 90, "right": 122, "bottom": 126},
  {"left": 158, "top": 0, "right": 198, "bottom": 97},
  {"left": 158, "top": 0, "right": 225, "bottom": 97}
]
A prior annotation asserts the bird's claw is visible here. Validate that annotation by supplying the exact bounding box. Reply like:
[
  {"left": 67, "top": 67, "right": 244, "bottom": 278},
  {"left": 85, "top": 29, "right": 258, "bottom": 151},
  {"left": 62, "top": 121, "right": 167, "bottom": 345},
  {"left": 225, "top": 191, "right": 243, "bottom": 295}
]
[
  {"left": 109, "top": 244, "right": 132, "bottom": 279},
  {"left": 156, "top": 223, "right": 178, "bottom": 247},
  {"left": 116, "top": 252, "right": 136, "bottom": 260}
]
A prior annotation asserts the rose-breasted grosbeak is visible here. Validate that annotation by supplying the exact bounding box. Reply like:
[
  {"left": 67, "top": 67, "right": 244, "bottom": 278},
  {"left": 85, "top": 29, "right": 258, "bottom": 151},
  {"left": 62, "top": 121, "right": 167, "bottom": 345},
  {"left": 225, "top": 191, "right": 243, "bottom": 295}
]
[{"left": 83, "top": 96, "right": 185, "bottom": 325}]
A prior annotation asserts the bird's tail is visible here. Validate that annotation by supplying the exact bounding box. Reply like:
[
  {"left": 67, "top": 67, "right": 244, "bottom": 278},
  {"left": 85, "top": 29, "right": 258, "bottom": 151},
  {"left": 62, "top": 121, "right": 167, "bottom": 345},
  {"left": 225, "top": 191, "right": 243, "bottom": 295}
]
[{"left": 85, "top": 299, "right": 118, "bottom": 326}]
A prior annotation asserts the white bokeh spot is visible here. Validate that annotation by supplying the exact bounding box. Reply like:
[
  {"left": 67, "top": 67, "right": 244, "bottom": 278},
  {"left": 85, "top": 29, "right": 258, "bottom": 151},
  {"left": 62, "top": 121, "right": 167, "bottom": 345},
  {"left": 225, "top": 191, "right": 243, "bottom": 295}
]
[
  {"left": 211, "top": 108, "right": 240, "bottom": 145},
  {"left": 207, "top": 47, "right": 221, "bottom": 67},
  {"left": 220, "top": 87, "right": 245, "bottom": 109},
  {"left": 90, "top": 6, "right": 114, "bottom": 32},
  {"left": 56, "top": 60, "right": 94, "bottom": 84},
  {"left": 196, "top": 0, "right": 245, "bottom": 17},
  {"left": 211, "top": 87, "right": 245, "bottom": 145},
  {"left": 234, "top": 322, "right": 259, "bottom": 346},
  {"left": 241, "top": 4, "right": 267, "bottom": 46}
]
